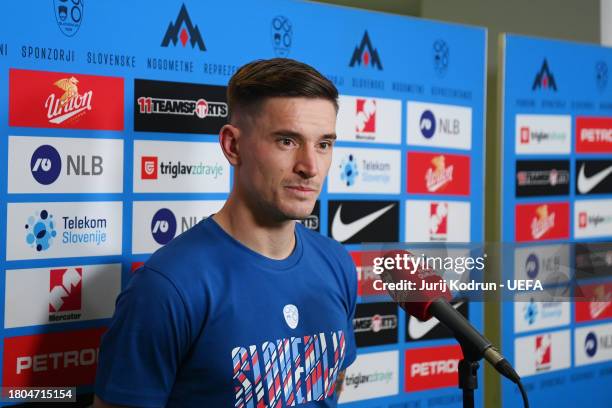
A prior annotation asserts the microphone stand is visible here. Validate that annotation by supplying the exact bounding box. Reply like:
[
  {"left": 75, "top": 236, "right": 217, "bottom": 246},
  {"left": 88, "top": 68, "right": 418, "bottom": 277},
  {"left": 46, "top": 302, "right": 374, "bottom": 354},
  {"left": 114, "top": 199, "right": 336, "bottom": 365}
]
[{"left": 457, "top": 343, "right": 481, "bottom": 408}]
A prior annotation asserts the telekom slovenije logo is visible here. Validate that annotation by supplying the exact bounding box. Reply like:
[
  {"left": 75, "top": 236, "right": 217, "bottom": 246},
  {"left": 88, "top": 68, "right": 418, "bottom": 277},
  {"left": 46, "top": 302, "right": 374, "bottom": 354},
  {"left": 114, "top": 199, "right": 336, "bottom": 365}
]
[{"left": 9, "top": 69, "right": 123, "bottom": 130}]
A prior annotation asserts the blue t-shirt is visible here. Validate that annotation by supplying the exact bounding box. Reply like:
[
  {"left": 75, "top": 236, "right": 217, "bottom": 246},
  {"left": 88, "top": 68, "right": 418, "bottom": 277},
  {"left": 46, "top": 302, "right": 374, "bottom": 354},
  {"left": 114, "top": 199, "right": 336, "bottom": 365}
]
[{"left": 95, "top": 217, "right": 357, "bottom": 407}]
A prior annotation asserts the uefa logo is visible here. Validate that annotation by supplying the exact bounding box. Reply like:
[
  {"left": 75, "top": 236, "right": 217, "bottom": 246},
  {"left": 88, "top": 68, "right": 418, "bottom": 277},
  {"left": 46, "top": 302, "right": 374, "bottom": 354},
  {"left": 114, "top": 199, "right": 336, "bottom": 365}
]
[
  {"left": 30, "top": 145, "right": 62, "bottom": 185},
  {"left": 151, "top": 208, "right": 177, "bottom": 245},
  {"left": 420, "top": 110, "right": 436, "bottom": 139},
  {"left": 25, "top": 210, "right": 57, "bottom": 252},
  {"left": 53, "top": 0, "right": 84, "bottom": 37},
  {"left": 339, "top": 154, "right": 359, "bottom": 187}
]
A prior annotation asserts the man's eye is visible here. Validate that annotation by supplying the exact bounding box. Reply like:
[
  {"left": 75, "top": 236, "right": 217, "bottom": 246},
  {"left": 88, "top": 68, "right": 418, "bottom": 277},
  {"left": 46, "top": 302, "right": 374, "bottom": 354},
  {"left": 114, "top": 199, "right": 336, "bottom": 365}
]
[{"left": 279, "top": 138, "right": 295, "bottom": 147}]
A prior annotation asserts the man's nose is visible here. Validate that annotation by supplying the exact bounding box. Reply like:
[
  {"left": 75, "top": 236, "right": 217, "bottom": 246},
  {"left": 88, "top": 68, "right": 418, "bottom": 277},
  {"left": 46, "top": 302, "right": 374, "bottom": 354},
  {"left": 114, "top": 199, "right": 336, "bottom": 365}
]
[{"left": 294, "top": 145, "right": 318, "bottom": 178}]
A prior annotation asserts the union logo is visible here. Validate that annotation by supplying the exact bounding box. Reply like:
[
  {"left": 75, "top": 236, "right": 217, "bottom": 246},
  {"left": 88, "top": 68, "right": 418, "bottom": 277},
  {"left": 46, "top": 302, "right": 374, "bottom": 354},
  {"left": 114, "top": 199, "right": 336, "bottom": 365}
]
[
  {"left": 425, "top": 155, "right": 453, "bottom": 192},
  {"left": 45, "top": 77, "right": 92, "bottom": 125},
  {"left": 531, "top": 205, "right": 555, "bottom": 240}
]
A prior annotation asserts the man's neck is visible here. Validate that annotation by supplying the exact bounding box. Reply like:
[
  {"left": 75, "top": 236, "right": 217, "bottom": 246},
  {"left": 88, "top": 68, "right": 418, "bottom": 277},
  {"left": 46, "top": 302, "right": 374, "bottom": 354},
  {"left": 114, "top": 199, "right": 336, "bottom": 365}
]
[{"left": 212, "top": 198, "right": 296, "bottom": 260}]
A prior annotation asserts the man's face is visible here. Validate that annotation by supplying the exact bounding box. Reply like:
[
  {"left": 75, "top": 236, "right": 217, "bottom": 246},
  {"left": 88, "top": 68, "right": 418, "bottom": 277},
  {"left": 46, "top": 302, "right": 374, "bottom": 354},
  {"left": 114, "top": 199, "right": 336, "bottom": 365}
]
[{"left": 236, "top": 97, "right": 337, "bottom": 222}]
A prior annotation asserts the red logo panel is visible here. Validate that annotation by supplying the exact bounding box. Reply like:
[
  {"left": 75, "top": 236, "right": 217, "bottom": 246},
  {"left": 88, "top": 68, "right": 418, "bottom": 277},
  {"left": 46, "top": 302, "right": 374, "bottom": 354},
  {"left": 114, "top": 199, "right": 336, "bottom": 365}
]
[
  {"left": 355, "top": 98, "right": 376, "bottom": 133},
  {"left": 575, "top": 282, "right": 612, "bottom": 322},
  {"left": 407, "top": 152, "right": 470, "bottom": 195},
  {"left": 351, "top": 251, "right": 385, "bottom": 297},
  {"left": 575, "top": 117, "right": 612, "bottom": 153},
  {"left": 405, "top": 345, "right": 463, "bottom": 392},
  {"left": 49, "top": 268, "right": 82, "bottom": 313},
  {"left": 9, "top": 69, "right": 124, "bottom": 130},
  {"left": 3, "top": 327, "right": 106, "bottom": 387},
  {"left": 515, "top": 203, "right": 569, "bottom": 242}
]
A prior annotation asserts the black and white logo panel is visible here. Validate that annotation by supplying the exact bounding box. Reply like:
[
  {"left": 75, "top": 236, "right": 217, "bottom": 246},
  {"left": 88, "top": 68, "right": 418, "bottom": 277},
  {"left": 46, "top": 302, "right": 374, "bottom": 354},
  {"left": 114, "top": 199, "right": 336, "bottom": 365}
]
[
  {"left": 327, "top": 200, "right": 399, "bottom": 244},
  {"left": 515, "top": 160, "right": 570, "bottom": 197},
  {"left": 576, "top": 160, "right": 612, "bottom": 195}
]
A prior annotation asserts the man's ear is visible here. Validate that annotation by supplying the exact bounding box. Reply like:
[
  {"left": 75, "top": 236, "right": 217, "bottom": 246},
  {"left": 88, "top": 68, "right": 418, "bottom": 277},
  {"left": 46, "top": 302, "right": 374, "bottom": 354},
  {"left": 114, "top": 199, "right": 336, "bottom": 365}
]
[{"left": 219, "top": 123, "right": 241, "bottom": 166}]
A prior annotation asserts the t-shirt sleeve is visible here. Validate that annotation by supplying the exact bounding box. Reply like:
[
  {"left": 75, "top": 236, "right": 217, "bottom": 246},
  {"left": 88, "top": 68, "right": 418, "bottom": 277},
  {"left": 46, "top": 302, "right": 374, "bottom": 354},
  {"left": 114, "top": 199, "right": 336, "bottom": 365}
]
[
  {"left": 340, "top": 248, "right": 358, "bottom": 371},
  {"left": 95, "top": 267, "right": 192, "bottom": 407}
]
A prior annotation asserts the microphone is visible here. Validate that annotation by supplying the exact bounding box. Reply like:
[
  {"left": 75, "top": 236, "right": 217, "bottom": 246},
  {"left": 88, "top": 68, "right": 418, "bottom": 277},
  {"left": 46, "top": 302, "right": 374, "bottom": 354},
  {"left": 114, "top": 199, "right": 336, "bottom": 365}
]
[{"left": 378, "top": 250, "right": 521, "bottom": 384}]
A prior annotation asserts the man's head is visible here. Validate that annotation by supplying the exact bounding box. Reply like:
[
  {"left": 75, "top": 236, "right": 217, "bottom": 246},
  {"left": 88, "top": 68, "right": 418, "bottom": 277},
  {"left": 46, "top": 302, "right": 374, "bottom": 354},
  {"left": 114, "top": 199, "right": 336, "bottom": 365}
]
[{"left": 219, "top": 58, "right": 338, "bottom": 223}]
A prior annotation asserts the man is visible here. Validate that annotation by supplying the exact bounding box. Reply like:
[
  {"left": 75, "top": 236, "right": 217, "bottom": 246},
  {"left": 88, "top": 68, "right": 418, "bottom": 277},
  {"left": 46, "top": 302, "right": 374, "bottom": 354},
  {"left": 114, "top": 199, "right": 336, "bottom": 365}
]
[{"left": 94, "top": 58, "right": 357, "bottom": 407}]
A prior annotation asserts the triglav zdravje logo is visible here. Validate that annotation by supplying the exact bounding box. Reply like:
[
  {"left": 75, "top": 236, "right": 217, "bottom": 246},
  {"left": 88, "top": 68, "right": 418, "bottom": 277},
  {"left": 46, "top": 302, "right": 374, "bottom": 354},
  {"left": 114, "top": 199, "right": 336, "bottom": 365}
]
[
  {"left": 340, "top": 154, "right": 359, "bottom": 187},
  {"left": 25, "top": 210, "right": 57, "bottom": 252},
  {"left": 349, "top": 31, "right": 382, "bottom": 70},
  {"left": 161, "top": 3, "right": 206, "bottom": 51},
  {"left": 53, "top": 0, "right": 83, "bottom": 37}
]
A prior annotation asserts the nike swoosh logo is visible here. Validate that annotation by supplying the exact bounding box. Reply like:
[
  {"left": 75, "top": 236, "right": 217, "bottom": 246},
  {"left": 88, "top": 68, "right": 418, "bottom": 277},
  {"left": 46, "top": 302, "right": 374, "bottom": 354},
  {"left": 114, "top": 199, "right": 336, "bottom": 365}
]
[
  {"left": 331, "top": 203, "right": 395, "bottom": 242},
  {"left": 578, "top": 164, "right": 612, "bottom": 194},
  {"left": 408, "top": 302, "right": 465, "bottom": 340}
]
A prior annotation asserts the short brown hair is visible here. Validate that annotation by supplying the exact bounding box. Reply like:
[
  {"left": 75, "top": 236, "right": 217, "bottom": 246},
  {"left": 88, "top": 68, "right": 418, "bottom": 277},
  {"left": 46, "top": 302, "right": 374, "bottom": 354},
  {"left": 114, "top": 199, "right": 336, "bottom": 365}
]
[{"left": 227, "top": 58, "right": 338, "bottom": 121}]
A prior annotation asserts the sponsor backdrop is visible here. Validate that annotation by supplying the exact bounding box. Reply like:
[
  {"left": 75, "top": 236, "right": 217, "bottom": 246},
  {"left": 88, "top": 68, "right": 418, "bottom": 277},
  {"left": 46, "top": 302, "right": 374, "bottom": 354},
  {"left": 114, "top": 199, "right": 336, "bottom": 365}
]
[
  {"left": 0, "top": 1, "right": 486, "bottom": 406},
  {"left": 499, "top": 34, "right": 612, "bottom": 407}
]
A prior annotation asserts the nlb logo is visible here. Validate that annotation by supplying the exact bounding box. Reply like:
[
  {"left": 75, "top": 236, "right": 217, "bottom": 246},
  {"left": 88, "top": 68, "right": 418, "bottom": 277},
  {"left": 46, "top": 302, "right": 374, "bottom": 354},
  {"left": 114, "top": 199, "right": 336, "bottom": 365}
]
[
  {"left": 430, "top": 202, "right": 448, "bottom": 241},
  {"left": 161, "top": 4, "right": 206, "bottom": 51},
  {"left": 532, "top": 59, "right": 557, "bottom": 91},
  {"left": 576, "top": 117, "right": 612, "bottom": 153},
  {"left": 356, "top": 98, "right": 376, "bottom": 133},
  {"left": 9, "top": 69, "right": 124, "bottom": 130},
  {"left": 141, "top": 156, "right": 158, "bottom": 179},
  {"left": 407, "top": 101, "right": 472, "bottom": 150},
  {"left": 575, "top": 323, "right": 612, "bottom": 366},
  {"left": 349, "top": 31, "right": 382, "bottom": 70},
  {"left": 526, "top": 254, "right": 539, "bottom": 278},
  {"left": 31, "top": 145, "right": 61, "bottom": 185},
  {"left": 30, "top": 145, "right": 103, "bottom": 185},
  {"left": 25, "top": 210, "right": 57, "bottom": 252},
  {"left": 515, "top": 203, "right": 569, "bottom": 242},
  {"left": 151, "top": 208, "right": 177, "bottom": 245},
  {"left": 420, "top": 110, "right": 437, "bottom": 139},
  {"left": 49, "top": 268, "right": 82, "bottom": 322}
]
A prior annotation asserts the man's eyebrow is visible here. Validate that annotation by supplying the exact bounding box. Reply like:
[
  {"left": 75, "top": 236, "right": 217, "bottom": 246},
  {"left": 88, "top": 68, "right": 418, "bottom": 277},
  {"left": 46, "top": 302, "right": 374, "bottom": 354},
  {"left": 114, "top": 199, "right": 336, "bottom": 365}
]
[{"left": 271, "top": 130, "right": 337, "bottom": 140}]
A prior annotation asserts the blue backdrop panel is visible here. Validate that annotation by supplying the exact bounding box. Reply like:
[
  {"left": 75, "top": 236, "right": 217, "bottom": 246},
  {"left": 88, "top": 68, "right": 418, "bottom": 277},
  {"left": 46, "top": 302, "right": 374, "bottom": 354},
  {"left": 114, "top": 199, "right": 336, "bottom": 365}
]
[
  {"left": 500, "top": 34, "right": 612, "bottom": 408},
  {"left": 0, "top": 1, "right": 486, "bottom": 406}
]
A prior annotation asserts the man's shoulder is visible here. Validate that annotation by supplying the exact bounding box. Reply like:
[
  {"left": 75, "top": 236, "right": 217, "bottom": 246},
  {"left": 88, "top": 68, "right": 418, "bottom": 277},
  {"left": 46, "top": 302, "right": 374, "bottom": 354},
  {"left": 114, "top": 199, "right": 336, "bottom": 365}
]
[
  {"left": 144, "top": 219, "right": 223, "bottom": 281},
  {"left": 297, "top": 223, "right": 353, "bottom": 266}
]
